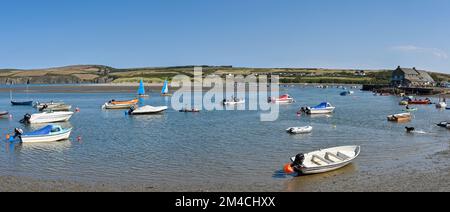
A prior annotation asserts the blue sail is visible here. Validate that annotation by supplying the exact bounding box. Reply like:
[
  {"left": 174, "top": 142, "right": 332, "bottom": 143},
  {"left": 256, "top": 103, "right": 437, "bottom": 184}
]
[
  {"left": 138, "top": 79, "right": 145, "bottom": 95},
  {"left": 161, "top": 80, "right": 169, "bottom": 94}
]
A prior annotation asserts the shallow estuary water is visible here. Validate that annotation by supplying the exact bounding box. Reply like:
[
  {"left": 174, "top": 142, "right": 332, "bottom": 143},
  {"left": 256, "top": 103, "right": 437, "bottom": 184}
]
[{"left": 0, "top": 86, "right": 449, "bottom": 191}]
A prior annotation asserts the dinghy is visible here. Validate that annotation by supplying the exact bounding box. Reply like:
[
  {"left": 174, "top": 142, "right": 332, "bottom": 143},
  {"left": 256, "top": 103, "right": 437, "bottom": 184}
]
[
  {"left": 34, "top": 101, "right": 65, "bottom": 109},
  {"left": 102, "top": 102, "right": 136, "bottom": 110},
  {"left": 402, "top": 108, "right": 418, "bottom": 112},
  {"left": 10, "top": 90, "right": 33, "bottom": 106},
  {"left": 269, "top": 94, "right": 294, "bottom": 104},
  {"left": 137, "top": 79, "right": 149, "bottom": 97},
  {"left": 340, "top": 91, "right": 354, "bottom": 96},
  {"left": 285, "top": 146, "right": 360, "bottom": 175},
  {"left": 109, "top": 99, "right": 139, "bottom": 105},
  {"left": 13, "top": 125, "right": 72, "bottom": 143},
  {"left": 408, "top": 98, "right": 431, "bottom": 105},
  {"left": 39, "top": 104, "right": 72, "bottom": 112},
  {"left": 179, "top": 108, "right": 200, "bottom": 113},
  {"left": 305, "top": 102, "right": 335, "bottom": 114},
  {"left": 223, "top": 97, "right": 245, "bottom": 105},
  {"left": 286, "top": 126, "right": 313, "bottom": 134},
  {"left": 20, "top": 111, "right": 74, "bottom": 124},
  {"left": 0, "top": 111, "right": 9, "bottom": 117},
  {"left": 387, "top": 113, "right": 411, "bottom": 122},
  {"left": 436, "top": 102, "right": 447, "bottom": 108},
  {"left": 11, "top": 100, "right": 33, "bottom": 106},
  {"left": 437, "top": 121, "right": 450, "bottom": 129},
  {"left": 102, "top": 99, "right": 138, "bottom": 109},
  {"left": 128, "top": 105, "right": 168, "bottom": 115},
  {"left": 161, "top": 79, "right": 172, "bottom": 96}
]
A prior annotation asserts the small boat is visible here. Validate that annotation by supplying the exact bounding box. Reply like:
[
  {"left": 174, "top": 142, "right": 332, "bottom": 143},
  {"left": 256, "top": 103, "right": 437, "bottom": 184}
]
[
  {"left": 285, "top": 146, "right": 360, "bottom": 175},
  {"left": 102, "top": 102, "right": 136, "bottom": 110},
  {"left": 109, "top": 99, "right": 139, "bottom": 105},
  {"left": 403, "top": 108, "right": 418, "bottom": 112},
  {"left": 34, "top": 101, "right": 65, "bottom": 109},
  {"left": 408, "top": 98, "right": 431, "bottom": 105},
  {"left": 11, "top": 100, "right": 33, "bottom": 106},
  {"left": 387, "top": 113, "right": 411, "bottom": 122},
  {"left": 437, "top": 121, "right": 450, "bottom": 129},
  {"left": 179, "top": 108, "right": 200, "bottom": 113},
  {"left": 13, "top": 125, "right": 72, "bottom": 143},
  {"left": 161, "top": 79, "right": 172, "bottom": 96},
  {"left": 223, "top": 97, "right": 245, "bottom": 105},
  {"left": 399, "top": 101, "right": 409, "bottom": 106},
  {"left": 128, "top": 105, "right": 168, "bottom": 115},
  {"left": 10, "top": 90, "right": 33, "bottom": 106},
  {"left": 39, "top": 104, "right": 72, "bottom": 112},
  {"left": 436, "top": 96, "right": 447, "bottom": 108},
  {"left": 0, "top": 111, "right": 9, "bottom": 117},
  {"left": 269, "top": 94, "right": 294, "bottom": 104},
  {"left": 436, "top": 102, "right": 447, "bottom": 108},
  {"left": 20, "top": 111, "right": 74, "bottom": 124},
  {"left": 305, "top": 102, "right": 335, "bottom": 114},
  {"left": 137, "top": 79, "right": 149, "bottom": 97},
  {"left": 286, "top": 126, "right": 313, "bottom": 134},
  {"left": 340, "top": 91, "right": 354, "bottom": 96}
]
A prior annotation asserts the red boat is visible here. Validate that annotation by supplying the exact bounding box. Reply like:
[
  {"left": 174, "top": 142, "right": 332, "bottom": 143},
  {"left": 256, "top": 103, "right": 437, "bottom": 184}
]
[
  {"left": 269, "top": 94, "right": 294, "bottom": 104},
  {"left": 408, "top": 99, "right": 431, "bottom": 105}
]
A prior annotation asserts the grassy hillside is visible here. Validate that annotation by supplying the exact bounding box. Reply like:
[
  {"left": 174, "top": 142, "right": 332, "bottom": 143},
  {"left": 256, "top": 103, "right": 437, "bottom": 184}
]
[{"left": 0, "top": 65, "right": 448, "bottom": 85}]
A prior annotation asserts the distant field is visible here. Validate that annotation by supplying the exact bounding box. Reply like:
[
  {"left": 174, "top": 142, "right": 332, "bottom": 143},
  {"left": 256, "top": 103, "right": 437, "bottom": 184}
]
[{"left": 0, "top": 65, "right": 448, "bottom": 85}]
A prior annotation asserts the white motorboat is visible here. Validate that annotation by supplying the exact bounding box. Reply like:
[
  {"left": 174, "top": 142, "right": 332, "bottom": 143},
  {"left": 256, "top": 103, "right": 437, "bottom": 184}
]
[
  {"left": 287, "top": 146, "right": 360, "bottom": 175},
  {"left": 286, "top": 126, "right": 313, "bottom": 134},
  {"left": 20, "top": 111, "right": 74, "bottom": 124},
  {"left": 223, "top": 98, "right": 245, "bottom": 105},
  {"left": 436, "top": 102, "right": 447, "bottom": 109},
  {"left": 13, "top": 125, "right": 72, "bottom": 143},
  {"left": 128, "top": 105, "right": 168, "bottom": 115},
  {"left": 269, "top": 94, "right": 294, "bottom": 104},
  {"left": 305, "top": 102, "right": 335, "bottom": 114}
]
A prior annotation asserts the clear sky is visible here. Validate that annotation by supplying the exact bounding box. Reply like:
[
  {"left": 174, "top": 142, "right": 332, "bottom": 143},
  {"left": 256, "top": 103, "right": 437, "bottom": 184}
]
[{"left": 1, "top": 0, "right": 449, "bottom": 73}]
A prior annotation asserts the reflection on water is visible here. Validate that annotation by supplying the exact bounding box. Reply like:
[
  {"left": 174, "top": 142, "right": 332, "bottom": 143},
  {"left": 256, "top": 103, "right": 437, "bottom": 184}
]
[{"left": 0, "top": 88, "right": 449, "bottom": 190}]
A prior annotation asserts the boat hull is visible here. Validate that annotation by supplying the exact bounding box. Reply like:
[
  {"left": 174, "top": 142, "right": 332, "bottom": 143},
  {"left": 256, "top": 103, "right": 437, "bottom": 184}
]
[
  {"left": 291, "top": 146, "right": 360, "bottom": 175},
  {"left": 20, "top": 129, "right": 72, "bottom": 143},
  {"left": 131, "top": 106, "right": 168, "bottom": 115},
  {"left": 11, "top": 101, "right": 33, "bottom": 106},
  {"left": 103, "top": 103, "right": 136, "bottom": 109},
  {"left": 306, "top": 108, "right": 335, "bottom": 114},
  {"left": 29, "top": 112, "right": 74, "bottom": 124}
]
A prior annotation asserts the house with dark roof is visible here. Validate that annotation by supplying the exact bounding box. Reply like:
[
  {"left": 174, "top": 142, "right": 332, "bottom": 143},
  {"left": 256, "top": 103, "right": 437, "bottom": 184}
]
[{"left": 391, "top": 66, "right": 436, "bottom": 87}]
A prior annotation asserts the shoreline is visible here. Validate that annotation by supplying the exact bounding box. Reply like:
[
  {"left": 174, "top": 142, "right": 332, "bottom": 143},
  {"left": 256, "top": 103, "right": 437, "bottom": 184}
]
[{"left": 2, "top": 167, "right": 448, "bottom": 192}]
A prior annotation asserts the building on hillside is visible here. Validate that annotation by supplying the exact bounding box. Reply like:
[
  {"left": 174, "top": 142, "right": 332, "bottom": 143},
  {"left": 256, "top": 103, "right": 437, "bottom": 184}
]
[
  {"left": 354, "top": 70, "right": 366, "bottom": 76},
  {"left": 391, "top": 66, "right": 436, "bottom": 87}
]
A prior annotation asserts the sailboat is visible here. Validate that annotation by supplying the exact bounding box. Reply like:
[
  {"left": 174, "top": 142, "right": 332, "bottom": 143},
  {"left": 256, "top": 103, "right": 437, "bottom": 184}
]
[
  {"left": 161, "top": 79, "right": 172, "bottom": 96},
  {"left": 137, "top": 79, "right": 149, "bottom": 98},
  {"left": 10, "top": 88, "right": 33, "bottom": 106}
]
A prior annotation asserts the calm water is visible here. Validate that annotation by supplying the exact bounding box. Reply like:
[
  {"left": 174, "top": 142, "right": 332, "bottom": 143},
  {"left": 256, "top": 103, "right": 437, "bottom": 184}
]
[{"left": 0, "top": 87, "right": 449, "bottom": 191}]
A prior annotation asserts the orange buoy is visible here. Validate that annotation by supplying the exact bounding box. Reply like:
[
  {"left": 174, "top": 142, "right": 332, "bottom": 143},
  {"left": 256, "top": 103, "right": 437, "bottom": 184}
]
[
  {"left": 6, "top": 134, "right": 10, "bottom": 140},
  {"left": 283, "top": 163, "right": 295, "bottom": 174}
]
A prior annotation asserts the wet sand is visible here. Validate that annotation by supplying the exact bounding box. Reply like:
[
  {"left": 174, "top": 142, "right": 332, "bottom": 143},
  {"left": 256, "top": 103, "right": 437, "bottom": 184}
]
[{"left": 1, "top": 168, "right": 448, "bottom": 192}]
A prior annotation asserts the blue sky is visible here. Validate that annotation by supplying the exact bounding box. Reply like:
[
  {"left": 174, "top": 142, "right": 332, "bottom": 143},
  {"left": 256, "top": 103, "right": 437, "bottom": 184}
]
[{"left": 1, "top": 0, "right": 450, "bottom": 73}]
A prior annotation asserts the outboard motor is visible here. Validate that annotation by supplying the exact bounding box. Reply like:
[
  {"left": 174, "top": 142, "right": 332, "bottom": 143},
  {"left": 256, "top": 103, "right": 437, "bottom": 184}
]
[
  {"left": 19, "top": 113, "right": 32, "bottom": 124},
  {"left": 292, "top": 153, "right": 305, "bottom": 172},
  {"left": 127, "top": 107, "right": 135, "bottom": 115},
  {"left": 13, "top": 128, "right": 23, "bottom": 139}
]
